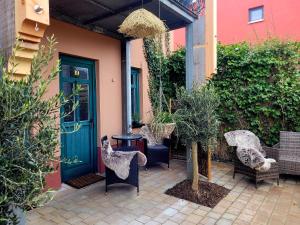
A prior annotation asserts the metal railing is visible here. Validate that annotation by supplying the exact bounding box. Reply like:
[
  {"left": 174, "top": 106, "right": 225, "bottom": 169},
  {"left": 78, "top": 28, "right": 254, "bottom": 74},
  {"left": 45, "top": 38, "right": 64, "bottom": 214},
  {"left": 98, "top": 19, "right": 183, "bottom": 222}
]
[{"left": 173, "top": 0, "right": 205, "bottom": 15}]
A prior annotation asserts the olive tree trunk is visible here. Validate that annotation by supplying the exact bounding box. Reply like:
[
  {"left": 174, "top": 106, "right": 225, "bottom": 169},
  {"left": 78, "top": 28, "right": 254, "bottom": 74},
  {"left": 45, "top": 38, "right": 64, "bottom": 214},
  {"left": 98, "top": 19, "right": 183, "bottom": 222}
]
[
  {"left": 191, "top": 141, "right": 199, "bottom": 191},
  {"left": 186, "top": 143, "right": 193, "bottom": 179},
  {"left": 207, "top": 148, "right": 212, "bottom": 181}
]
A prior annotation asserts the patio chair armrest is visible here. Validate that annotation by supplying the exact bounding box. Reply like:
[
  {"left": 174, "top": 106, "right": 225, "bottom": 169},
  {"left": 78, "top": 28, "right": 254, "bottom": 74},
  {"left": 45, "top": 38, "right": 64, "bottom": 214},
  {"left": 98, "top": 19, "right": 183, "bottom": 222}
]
[
  {"left": 163, "top": 138, "right": 171, "bottom": 149},
  {"left": 263, "top": 145, "right": 279, "bottom": 160},
  {"left": 278, "top": 150, "right": 300, "bottom": 157},
  {"left": 142, "top": 138, "right": 148, "bottom": 149},
  {"left": 273, "top": 143, "right": 280, "bottom": 148}
]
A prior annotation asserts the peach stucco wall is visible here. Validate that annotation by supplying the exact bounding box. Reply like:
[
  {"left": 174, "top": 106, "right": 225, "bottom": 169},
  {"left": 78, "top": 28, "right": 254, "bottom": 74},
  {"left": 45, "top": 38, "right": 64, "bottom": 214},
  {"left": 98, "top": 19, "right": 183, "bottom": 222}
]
[
  {"left": 44, "top": 19, "right": 123, "bottom": 143},
  {"left": 43, "top": 19, "right": 151, "bottom": 188}
]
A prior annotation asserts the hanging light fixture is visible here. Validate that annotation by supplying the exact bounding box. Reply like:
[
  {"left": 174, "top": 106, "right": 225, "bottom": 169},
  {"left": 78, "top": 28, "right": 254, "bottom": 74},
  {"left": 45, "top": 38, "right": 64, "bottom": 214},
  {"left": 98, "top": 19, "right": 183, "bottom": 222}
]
[{"left": 118, "top": 0, "right": 167, "bottom": 38}]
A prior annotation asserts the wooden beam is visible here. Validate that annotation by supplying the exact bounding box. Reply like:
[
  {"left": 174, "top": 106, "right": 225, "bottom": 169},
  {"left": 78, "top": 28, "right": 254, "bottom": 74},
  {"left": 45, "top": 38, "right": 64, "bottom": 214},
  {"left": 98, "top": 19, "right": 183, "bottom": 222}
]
[
  {"left": 1, "top": 0, "right": 50, "bottom": 79},
  {"left": 50, "top": 9, "right": 124, "bottom": 40},
  {"left": 84, "top": 0, "right": 115, "bottom": 13},
  {"left": 83, "top": 0, "right": 153, "bottom": 25}
]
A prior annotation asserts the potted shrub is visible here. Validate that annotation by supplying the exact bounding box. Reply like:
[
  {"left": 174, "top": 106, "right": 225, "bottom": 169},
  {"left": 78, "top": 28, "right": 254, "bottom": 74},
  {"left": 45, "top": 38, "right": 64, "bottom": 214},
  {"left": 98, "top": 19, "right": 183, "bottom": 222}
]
[
  {"left": 132, "top": 114, "right": 145, "bottom": 129},
  {"left": 0, "top": 37, "right": 78, "bottom": 224},
  {"left": 149, "top": 111, "right": 176, "bottom": 143},
  {"left": 174, "top": 84, "right": 220, "bottom": 191}
]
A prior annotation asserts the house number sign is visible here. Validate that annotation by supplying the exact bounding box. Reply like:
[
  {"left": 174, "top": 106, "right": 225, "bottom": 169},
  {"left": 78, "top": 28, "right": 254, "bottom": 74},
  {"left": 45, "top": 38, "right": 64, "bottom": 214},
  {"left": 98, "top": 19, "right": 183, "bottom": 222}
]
[{"left": 73, "top": 69, "right": 80, "bottom": 77}]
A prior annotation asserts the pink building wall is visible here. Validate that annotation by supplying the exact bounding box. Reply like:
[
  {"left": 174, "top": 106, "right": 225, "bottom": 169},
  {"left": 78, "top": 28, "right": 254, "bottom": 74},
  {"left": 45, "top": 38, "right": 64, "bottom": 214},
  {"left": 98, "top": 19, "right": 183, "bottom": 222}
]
[
  {"left": 43, "top": 19, "right": 151, "bottom": 189},
  {"left": 218, "top": 0, "right": 300, "bottom": 44},
  {"left": 173, "top": 0, "right": 300, "bottom": 48}
]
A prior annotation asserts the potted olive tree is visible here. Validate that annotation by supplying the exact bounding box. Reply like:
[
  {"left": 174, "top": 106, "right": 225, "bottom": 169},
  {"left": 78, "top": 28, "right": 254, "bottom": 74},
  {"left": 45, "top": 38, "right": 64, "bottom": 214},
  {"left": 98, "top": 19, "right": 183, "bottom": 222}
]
[
  {"left": 174, "top": 84, "right": 220, "bottom": 191},
  {"left": 0, "top": 37, "right": 78, "bottom": 224}
]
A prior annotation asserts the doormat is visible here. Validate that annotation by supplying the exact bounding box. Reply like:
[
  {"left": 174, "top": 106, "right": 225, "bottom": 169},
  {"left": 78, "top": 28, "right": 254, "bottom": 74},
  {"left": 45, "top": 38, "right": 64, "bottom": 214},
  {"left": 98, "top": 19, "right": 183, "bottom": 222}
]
[{"left": 65, "top": 173, "right": 105, "bottom": 189}]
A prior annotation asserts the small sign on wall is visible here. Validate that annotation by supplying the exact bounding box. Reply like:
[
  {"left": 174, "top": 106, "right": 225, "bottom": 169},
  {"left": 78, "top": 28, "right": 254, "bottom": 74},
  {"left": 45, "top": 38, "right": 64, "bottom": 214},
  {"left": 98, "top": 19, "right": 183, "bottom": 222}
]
[{"left": 71, "top": 67, "right": 80, "bottom": 77}]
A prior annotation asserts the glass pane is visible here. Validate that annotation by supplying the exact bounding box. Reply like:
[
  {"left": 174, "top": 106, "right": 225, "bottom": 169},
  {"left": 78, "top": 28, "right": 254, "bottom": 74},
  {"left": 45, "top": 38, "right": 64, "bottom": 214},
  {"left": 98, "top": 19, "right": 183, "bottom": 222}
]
[
  {"left": 62, "top": 65, "right": 70, "bottom": 78},
  {"left": 71, "top": 67, "right": 89, "bottom": 80},
  {"left": 79, "top": 84, "right": 89, "bottom": 121},
  {"left": 131, "top": 88, "right": 136, "bottom": 115},
  {"left": 131, "top": 72, "right": 139, "bottom": 120},
  {"left": 249, "top": 7, "right": 263, "bottom": 22},
  {"left": 63, "top": 82, "right": 74, "bottom": 122}
]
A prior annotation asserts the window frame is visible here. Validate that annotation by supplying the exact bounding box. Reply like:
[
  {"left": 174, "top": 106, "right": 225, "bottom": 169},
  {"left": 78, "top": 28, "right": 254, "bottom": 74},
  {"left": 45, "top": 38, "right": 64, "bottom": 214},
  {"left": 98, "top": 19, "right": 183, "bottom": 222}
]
[
  {"left": 248, "top": 5, "right": 264, "bottom": 24},
  {"left": 131, "top": 68, "right": 141, "bottom": 122}
]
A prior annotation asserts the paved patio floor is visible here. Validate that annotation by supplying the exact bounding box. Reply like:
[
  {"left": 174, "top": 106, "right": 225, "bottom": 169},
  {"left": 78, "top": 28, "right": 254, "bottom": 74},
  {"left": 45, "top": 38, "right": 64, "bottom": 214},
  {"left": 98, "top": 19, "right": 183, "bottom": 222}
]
[{"left": 27, "top": 160, "right": 300, "bottom": 225}]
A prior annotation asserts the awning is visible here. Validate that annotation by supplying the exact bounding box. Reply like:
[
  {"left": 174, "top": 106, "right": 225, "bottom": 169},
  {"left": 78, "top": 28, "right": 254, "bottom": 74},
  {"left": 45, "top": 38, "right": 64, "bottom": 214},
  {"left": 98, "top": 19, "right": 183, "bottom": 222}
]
[{"left": 49, "top": 0, "right": 197, "bottom": 39}]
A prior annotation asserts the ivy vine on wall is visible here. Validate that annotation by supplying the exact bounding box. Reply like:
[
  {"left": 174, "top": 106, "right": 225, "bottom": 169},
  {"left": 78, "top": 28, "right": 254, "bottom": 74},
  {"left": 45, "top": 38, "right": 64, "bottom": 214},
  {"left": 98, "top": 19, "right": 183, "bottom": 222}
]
[
  {"left": 211, "top": 40, "right": 300, "bottom": 146},
  {"left": 143, "top": 36, "right": 185, "bottom": 111}
]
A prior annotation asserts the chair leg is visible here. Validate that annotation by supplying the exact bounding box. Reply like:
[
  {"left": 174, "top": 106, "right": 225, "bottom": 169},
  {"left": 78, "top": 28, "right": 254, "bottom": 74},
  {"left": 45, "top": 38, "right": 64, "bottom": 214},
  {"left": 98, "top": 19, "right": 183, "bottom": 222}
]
[
  {"left": 255, "top": 180, "right": 258, "bottom": 189},
  {"left": 233, "top": 170, "right": 235, "bottom": 179},
  {"left": 137, "top": 185, "right": 139, "bottom": 195},
  {"left": 277, "top": 178, "right": 279, "bottom": 186}
]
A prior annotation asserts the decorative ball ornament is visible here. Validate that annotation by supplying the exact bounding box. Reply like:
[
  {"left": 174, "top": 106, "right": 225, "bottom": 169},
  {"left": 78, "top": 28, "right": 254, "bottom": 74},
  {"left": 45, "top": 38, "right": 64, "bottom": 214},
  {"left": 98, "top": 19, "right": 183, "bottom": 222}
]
[{"left": 118, "top": 9, "right": 167, "bottom": 38}]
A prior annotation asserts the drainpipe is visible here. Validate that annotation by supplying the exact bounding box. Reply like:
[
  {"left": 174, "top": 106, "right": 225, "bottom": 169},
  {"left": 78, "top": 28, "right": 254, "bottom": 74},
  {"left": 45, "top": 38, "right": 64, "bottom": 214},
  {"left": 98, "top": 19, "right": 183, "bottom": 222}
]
[
  {"left": 126, "top": 41, "right": 132, "bottom": 134},
  {"left": 121, "top": 40, "right": 132, "bottom": 134}
]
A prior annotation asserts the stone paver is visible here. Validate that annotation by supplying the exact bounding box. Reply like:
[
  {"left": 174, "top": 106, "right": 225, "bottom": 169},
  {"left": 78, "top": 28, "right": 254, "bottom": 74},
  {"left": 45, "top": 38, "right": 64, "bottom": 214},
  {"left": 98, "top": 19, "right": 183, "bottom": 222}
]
[{"left": 27, "top": 161, "right": 300, "bottom": 225}]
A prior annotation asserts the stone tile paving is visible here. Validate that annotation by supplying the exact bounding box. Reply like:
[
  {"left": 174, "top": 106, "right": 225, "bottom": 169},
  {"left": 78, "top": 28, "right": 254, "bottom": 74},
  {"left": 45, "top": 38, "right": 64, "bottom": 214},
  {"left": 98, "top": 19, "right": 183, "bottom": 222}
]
[{"left": 27, "top": 160, "right": 300, "bottom": 225}]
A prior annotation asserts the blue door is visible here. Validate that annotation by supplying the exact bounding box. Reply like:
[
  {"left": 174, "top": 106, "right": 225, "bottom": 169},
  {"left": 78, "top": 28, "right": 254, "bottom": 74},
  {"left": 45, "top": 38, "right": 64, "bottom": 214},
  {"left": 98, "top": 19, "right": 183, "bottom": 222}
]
[{"left": 60, "top": 55, "right": 97, "bottom": 182}]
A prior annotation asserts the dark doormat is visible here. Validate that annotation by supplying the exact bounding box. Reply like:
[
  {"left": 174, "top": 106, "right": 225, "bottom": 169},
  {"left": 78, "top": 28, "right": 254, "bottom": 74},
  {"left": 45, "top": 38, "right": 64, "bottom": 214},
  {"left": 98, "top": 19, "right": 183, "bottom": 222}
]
[
  {"left": 65, "top": 173, "right": 105, "bottom": 189},
  {"left": 165, "top": 179, "right": 230, "bottom": 208}
]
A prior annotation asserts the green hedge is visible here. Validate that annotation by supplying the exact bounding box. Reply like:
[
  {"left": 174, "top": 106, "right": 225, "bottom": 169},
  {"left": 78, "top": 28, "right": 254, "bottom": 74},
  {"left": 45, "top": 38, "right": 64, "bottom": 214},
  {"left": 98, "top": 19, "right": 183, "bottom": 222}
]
[{"left": 211, "top": 40, "right": 300, "bottom": 146}]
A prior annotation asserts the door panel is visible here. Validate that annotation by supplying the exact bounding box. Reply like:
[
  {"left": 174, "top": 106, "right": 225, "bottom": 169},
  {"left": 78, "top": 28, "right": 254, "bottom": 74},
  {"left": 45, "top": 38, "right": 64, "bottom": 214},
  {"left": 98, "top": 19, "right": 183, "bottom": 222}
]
[
  {"left": 60, "top": 55, "right": 96, "bottom": 182},
  {"left": 79, "top": 84, "right": 89, "bottom": 121}
]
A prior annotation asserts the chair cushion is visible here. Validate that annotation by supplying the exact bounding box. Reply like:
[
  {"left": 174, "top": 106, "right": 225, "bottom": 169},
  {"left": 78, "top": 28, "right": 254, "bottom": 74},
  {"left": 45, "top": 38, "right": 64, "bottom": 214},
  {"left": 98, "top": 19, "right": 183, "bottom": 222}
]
[{"left": 148, "top": 144, "right": 168, "bottom": 151}]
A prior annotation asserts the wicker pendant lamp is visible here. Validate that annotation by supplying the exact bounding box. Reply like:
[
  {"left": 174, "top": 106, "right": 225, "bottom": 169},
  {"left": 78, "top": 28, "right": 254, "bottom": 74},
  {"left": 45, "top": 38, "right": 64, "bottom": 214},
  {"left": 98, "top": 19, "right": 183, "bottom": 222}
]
[{"left": 118, "top": 1, "right": 167, "bottom": 38}]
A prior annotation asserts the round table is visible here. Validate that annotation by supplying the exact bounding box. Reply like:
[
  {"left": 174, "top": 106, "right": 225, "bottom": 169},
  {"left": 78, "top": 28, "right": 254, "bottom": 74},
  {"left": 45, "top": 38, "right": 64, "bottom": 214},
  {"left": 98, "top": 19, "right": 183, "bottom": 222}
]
[{"left": 112, "top": 134, "right": 143, "bottom": 147}]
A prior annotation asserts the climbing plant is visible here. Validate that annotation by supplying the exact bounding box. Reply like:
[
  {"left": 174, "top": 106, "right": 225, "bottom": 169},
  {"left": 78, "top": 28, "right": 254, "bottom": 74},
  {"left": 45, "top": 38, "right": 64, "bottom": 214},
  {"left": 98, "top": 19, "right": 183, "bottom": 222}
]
[
  {"left": 211, "top": 39, "right": 300, "bottom": 146},
  {"left": 143, "top": 36, "right": 168, "bottom": 111},
  {"left": 143, "top": 37, "right": 185, "bottom": 111}
]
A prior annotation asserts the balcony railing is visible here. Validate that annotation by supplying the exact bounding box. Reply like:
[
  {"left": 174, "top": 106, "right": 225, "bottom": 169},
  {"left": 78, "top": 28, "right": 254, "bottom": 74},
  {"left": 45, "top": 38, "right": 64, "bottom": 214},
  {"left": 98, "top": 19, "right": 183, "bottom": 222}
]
[{"left": 172, "top": 0, "right": 205, "bottom": 15}]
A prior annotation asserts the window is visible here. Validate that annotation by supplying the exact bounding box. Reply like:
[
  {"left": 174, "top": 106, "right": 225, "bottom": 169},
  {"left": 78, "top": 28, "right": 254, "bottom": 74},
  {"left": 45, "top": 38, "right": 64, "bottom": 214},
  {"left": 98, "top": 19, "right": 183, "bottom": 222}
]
[
  {"left": 131, "top": 68, "right": 140, "bottom": 123},
  {"left": 249, "top": 6, "right": 264, "bottom": 23}
]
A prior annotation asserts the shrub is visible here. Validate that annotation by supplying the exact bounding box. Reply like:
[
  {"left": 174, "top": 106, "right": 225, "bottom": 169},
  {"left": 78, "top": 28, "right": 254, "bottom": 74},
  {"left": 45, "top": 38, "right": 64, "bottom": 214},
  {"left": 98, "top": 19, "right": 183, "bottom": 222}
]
[
  {"left": 0, "top": 37, "right": 78, "bottom": 224},
  {"left": 211, "top": 40, "right": 300, "bottom": 146},
  {"left": 174, "top": 84, "right": 219, "bottom": 191}
]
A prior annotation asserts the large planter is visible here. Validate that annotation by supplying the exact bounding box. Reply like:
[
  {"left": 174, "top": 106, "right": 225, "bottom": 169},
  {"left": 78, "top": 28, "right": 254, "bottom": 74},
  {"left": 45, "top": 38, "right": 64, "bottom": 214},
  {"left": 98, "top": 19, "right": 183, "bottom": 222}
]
[
  {"left": 152, "top": 122, "right": 176, "bottom": 142},
  {"left": 8, "top": 205, "right": 26, "bottom": 225}
]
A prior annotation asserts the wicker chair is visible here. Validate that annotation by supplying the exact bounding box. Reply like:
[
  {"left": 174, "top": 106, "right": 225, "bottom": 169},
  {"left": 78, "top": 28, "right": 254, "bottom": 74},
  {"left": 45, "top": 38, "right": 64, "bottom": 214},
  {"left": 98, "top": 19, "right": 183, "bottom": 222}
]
[
  {"left": 225, "top": 130, "right": 279, "bottom": 188},
  {"left": 233, "top": 148, "right": 280, "bottom": 188},
  {"left": 267, "top": 131, "right": 300, "bottom": 175},
  {"left": 101, "top": 136, "right": 139, "bottom": 193},
  {"left": 105, "top": 149, "right": 139, "bottom": 193},
  {"left": 143, "top": 138, "right": 171, "bottom": 168}
]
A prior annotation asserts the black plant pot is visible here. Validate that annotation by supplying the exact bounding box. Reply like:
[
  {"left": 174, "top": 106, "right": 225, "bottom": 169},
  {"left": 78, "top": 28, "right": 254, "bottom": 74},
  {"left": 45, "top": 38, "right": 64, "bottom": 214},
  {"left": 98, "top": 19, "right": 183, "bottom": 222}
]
[{"left": 132, "top": 121, "right": 145, "bottom": 129}]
